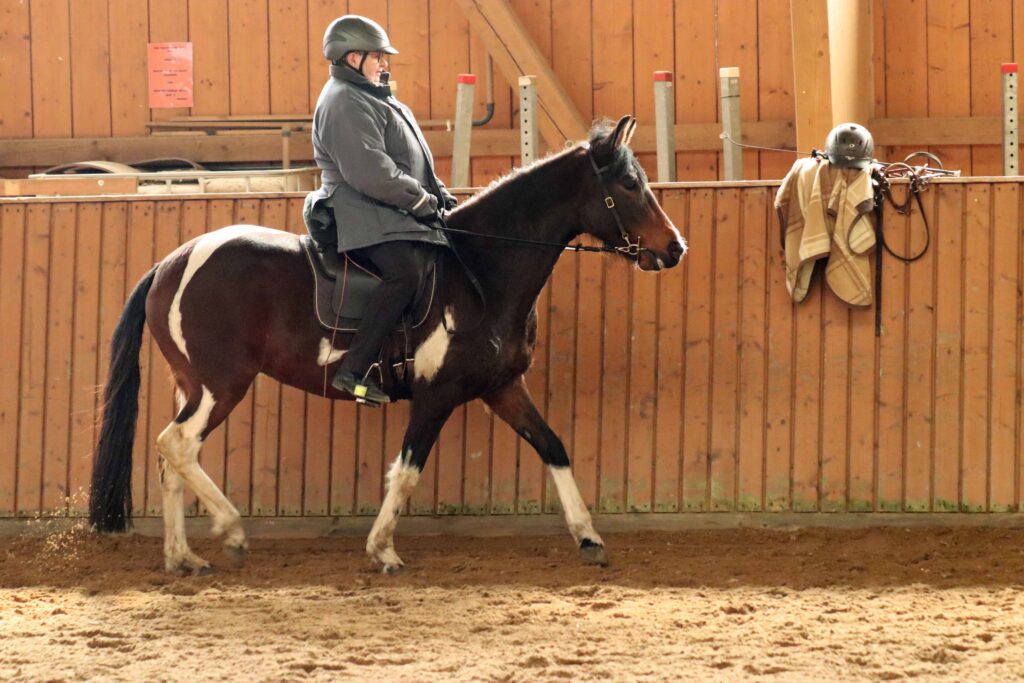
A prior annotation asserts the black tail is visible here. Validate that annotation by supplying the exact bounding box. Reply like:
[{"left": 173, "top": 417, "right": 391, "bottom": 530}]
[{"left": 89, "top": 266, "right": 158, "bottom": 532}]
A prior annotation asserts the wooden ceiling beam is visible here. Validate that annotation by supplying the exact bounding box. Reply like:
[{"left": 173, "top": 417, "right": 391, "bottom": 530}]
[{"left": 453, "top": 0, "right": 589, "bottom": 150}]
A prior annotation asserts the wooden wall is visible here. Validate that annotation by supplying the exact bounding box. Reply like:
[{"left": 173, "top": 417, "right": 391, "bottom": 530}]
[
  {"left": 3, "top": 0, "right": 1024, "bottom": 181},
  {"left": 1, "top": 178, "right": 1022, "bottom": 518}
]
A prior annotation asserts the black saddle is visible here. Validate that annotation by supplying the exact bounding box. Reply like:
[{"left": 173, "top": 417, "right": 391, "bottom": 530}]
[{"left": 300, "top": 236, "right": 436, "bottom": 332}]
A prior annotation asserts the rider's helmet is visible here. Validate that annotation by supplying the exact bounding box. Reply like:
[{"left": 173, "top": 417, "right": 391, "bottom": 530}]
[
  {"left": 824, "top": 122, "right": 875, "bottom": 169},
  {"left": 323, "top": 15, "right": 399, "bottom": 63}
]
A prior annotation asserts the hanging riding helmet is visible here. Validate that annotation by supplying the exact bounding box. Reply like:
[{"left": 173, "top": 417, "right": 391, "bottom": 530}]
[
  {"left": 322, "top": 15, "right": 398, "bottom": 63},
  {"left": 824, "top": 122, "right": 875, "bottom": 169}
]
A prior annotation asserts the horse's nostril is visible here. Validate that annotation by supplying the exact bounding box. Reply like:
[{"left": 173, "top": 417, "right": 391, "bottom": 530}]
[{"left": 668, "top": 240, "right": 684, "bottom": 259}]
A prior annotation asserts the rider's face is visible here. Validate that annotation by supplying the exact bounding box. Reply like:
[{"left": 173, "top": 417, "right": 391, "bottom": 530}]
[{"left": 347, "top": 50, "right": 388, "bottom": 84}]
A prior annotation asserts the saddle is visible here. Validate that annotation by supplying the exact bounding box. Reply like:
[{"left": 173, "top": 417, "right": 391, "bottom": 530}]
[{"left": 299, "top": 235, "right": 436, "bottom": 332}]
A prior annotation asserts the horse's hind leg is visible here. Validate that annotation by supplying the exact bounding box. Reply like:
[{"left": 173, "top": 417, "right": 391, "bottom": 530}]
[
  {"left": 157, "top": 382, "right": 251, "bottom": 574},
  {"left": 484, "top": 377, "right": 608, "bottom": 566}
]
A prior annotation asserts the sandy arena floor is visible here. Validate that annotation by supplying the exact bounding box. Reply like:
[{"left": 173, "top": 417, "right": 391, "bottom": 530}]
[{"left": 1, "top": 523, "right": 1023, "bottom": 682}]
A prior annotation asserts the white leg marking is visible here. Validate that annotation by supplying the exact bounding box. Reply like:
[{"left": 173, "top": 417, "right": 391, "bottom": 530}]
[
  {"left": 169, "top": 225, "right": 279, "bottom": 361},
  {"left": 414, "top": 307, "right": 455, "bottom": 382},
  {"left": 549, "top": 466, "right": 603, "bottom": 546},
  {"left": 317, "top": 337, "right": 346, "bottom": 366},
  {"left": 157, "top": 385, "right": 247, "bottom": 558},
  {"left": 366, "top": 452, "right": 420, "bottom": 571}
]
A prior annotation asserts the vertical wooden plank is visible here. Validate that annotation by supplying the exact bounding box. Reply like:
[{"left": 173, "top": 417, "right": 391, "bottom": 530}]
[
  {"left": 709, "top": 188, "right": 740, "bottom": 509},
  {"left": 39, "top": 204, "right": 73, "bottom": 512},
  {"left": 0, "top": 206, "right": 25, "bottom": 516},
  {"left": 189, "top": 0, "right": 231, "bottom": 116},
  {"left": 791, "top": 268, "right": 821, "bottom": 511},
  {"left": 307, "top": 0, "right": 345, "bottom": 112},
  {"left": 757, "top": 0, "right": 795, "bottom": 180},
  {"left": 737, "top": 188, "right": 767, "bottom": 510},
  {"left": 631, "top": 0, "right": 673, "bottom": 176},
  {"left": 304, "top": 392, "right": 332, "bottom": 516},
  {"left": 148, "top": 0, "right": 191, "bottom": 121},
  {"left": 848, "top": 302, "right": 876, "bottom": 510},
  {"left": 926, "top": 0, "right": 972, "bottom": 176},
  {"left": 68, "top": 204, "right": 103, "bottom": 512},
  {"left": 229, "top": 0, "right": 271, "bottom": 114},
  {"left": 820, "top": 297, "right": 850, "bottom": 510},
  {"left": 904, "top": 188, "right": 936, "bottom": 511},
  {"left": 545, "top": 265, "right": 577, "bottom": 513},
  {"left": 933, "top": 184, "right": 964, "bottom": 511},
  {"left": 356, "top": 403, "right": 386, "bottom": 515},
  {"left": 30, "top": 0, "right": 72, "bottom": 137},
  {"left": 961, "top": 183, "right": 991, "bottom": 510},
  {"left": 765, "top": 196, "right": 793, "bottom": 510},
  {"left": 269, "top": 0, "right": 308, "bottom": 115},
  {"left": 990, "top": 183, "right": 1018, "bottom": 511},
  {"left": 96, "top": 204, "right": 128, "bottom": 457},
  {"left": 884, "top": 0, "right": 927, "bottom": 164},
  {"left": 969, "top": 0, "right": 1012, "bottom": 176},
  {"left": 462, "top": 401, "right": 491, "bottom": 514},
  {"left": 17, "top": 204, "right": 49, "bottom": 516},
  {"left": 145, "top": 201, "right": 182, "bottom": 516},
  {"left": 251, "top": 199, "right": 285, "bottom": 515},
  {"left": 278, "top": 198, "right": 306, "bottom": 516},
  {"left": 330, "top": 395, "right": 359, "bottom": 516},
  {"left": 69, "top": 0, "right": 111, "bottom": 137},
  {"left": 682, "top": 189, "right": 713, "bottom": 510},
  {"left": 716, "top": 0, "right": 760, "bottom": 178},
  {"left": 125, "top": 202, "right": 155, "bottom": 517},
  {"left": 0, "top": 0, "right": 33, "bottom": 139},
  {"left": 224, "top": 199, "right": 255, "bottom": 516},
  {"left": 593, "top": 0, "right": 633, "bottom": 513},
  {"left": 876, "top": 205, "right": 908, "bottom": 512},
  {"left": 177, "top": 200, "right": 214, "bottom": 515},
  {"left": 109, "top": 0, "right": 150, "bottom": 136},
  {"left": 654, "top": 191, "right": 686, "bottom": 511},
  {"left": 675, "top": 0, "right": 718, "bottom": 180}
]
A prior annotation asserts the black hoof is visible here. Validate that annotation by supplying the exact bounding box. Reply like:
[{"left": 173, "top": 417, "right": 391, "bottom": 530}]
[
  {"left": 223, "top": 543, "right": 250, "bottom": 566},
  {"left": 579, "top": 539, "right": 609, "bottom": 567},
  {"left": 194, "top": 563, "right": 217, "bottom": 577}
]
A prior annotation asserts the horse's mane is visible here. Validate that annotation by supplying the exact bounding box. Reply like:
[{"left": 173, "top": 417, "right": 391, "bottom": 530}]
[{"left": 456, "top": 119, "right": 638, "bottom": 211}]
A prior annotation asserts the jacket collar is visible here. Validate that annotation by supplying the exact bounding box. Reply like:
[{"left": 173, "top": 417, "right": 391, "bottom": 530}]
[{"left": 329, "top": 63, "right": 393, "bottom": 100}]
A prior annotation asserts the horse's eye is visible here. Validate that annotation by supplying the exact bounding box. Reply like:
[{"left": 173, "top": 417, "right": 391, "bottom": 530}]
[{"left": 622, "top": 176, "right": 638, "bottom": 189}]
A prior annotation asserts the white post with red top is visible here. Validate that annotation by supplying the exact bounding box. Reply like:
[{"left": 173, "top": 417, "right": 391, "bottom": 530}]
[
  {"left": 1003, "top": 63, "right": 1019, "bottom": 176},
  {"left": 653, "top": 71, "right": 676, "bottom": 182},
  {"left": 720, "top": 66, "right": 743, "bottom": 181},
  {"left": 452, "top": 73, "right": 476, "bottom": 188}
]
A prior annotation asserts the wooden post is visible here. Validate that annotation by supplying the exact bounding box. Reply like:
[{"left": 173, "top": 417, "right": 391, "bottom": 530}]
[
  {"left": 791, "top": 0, "right": 833, "bottom": 153},
  {"left": 519, "top": 75, "right": 539, "bottom": 166},
  {"left": 720, "top": 67, "right": 742, "bottom": 181},
  {"left": 826, "top": 0, "right": 873, "bottom": 126},
  {"left": 1003, "top": 63, "right": 1019, "bottom": 176},
  {"left": 653, "top": 71, "right": 676, "bottom": 182},
  {"left": 281, "top": 125, "right": 291, "bottom": 171},
  {"left": 452, "top": 74, "right": 476, "bottom": 187}
]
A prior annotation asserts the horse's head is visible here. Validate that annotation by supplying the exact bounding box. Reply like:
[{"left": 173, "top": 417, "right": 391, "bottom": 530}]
[{"left": 579, "top": 115, "right": 687, "bottom": 271}]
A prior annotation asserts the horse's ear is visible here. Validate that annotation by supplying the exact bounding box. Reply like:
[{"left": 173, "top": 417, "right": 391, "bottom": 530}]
[{"left": 609, "top": 115, "right": 634, "bottom": 149}]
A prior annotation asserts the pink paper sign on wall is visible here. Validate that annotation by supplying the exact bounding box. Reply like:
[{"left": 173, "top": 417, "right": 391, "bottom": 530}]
[{"left": 148, "top": 42, "right": 194, "bottom": 108}]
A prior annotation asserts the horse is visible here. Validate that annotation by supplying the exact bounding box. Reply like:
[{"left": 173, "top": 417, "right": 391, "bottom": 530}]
[{"left": 89, "top": 115, "right": 687, "bottom": 575}]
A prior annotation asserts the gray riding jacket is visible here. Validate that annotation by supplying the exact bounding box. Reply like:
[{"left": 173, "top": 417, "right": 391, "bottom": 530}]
[{"left": 311, "top": 64, "right": 452, "bottom": 253}]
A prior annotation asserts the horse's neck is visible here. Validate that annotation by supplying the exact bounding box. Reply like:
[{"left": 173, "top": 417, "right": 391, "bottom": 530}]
[{"left": 447, "top": 169, "right": 582, "bottom": 324}]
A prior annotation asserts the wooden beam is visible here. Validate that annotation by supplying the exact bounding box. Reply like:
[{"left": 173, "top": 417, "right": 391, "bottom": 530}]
[
  {"left": 0, "top": 176, "right": 138, "bottom": 196},
  {"left": 454, "top": 0, "right": 588, "bottom": 149},
  {"left": 827, "top": 0, "right": 873, "bottom": 125},
  {"left": 790, "top": 0, "right": 833, "bottom": 151},
  {"left": 0, "top": 117, "right": 998, "bottom": 170}
]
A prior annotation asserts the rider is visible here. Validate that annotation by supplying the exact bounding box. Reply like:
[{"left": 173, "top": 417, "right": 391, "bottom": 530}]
[{"left": 312, "top": 15, "right": 457, "bottom": 405}]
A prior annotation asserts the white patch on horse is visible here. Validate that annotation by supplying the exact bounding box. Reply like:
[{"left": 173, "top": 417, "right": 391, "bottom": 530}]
[
  {"left": 414, "top": 307, "right": 455, "bottom": 382},
  {"left": 549, "top": 466, "right": 604, "bottom": 547},
  {"left": 317, "top": 338, "right": 346, "bottom": 366},
  {"left": 366, "top": 452, "right": 420, "bottom": 571},
  {"left": 169, "top": 225, "right": 278, "bottom": 361}
]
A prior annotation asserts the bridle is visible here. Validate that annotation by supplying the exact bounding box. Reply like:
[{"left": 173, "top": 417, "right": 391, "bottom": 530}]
[{"left": 436, "top": 146, "right": 651, "bottom": 259}]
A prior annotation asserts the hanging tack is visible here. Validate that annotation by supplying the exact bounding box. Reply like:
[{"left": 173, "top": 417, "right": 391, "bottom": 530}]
[
  {"left": 1002, "top": 63, "right": 1018, "bottom": 176},
  {"left": 653, "top": 71, "right": 676, "bottom": 182}
]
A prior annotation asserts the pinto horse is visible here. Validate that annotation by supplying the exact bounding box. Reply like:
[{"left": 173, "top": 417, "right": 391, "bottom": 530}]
[{"left": 89, "top": 115, "right": 686, "bottom": 574}]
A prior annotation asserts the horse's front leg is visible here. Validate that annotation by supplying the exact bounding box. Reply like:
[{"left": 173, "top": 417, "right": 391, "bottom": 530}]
[
  {"left": 366, "top": 397, "right": 455, "bottom": 574},
  {"left": 484, "top": 377, "right": 608, "bottom": 566}
]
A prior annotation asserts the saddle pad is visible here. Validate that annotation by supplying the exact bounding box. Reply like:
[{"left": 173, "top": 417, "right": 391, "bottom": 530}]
[{"left": 300, "top": 235, "right": 436, "bottom": 333}]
